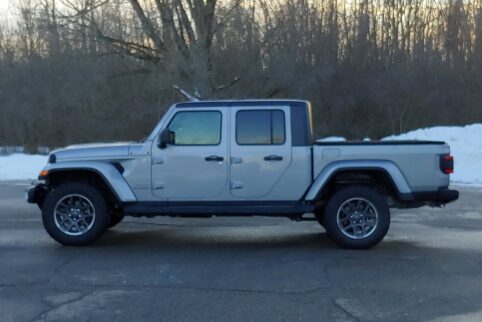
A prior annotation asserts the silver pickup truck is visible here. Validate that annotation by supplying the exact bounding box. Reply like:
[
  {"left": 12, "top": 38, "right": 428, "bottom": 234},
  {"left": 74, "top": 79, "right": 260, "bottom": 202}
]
[{"left": 28, "top": 100, "right": 459, "bottom": 248}]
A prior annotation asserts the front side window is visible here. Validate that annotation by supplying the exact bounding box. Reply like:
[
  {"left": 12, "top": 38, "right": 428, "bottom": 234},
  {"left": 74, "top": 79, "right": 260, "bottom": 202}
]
[
  {"left": 168, "top": 111, "right": 221, "bottom": 145},
  {"left": 236, "top": 110, "right": 286, "bottom": 145}
]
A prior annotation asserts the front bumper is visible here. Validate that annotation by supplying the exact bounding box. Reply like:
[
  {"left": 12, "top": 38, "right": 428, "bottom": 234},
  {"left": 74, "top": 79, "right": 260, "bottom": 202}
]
[
  {"left": 26, "top": 181, "right": 48, "bottom": 205},
  {"left": 412, "top": 187, "right": 459, "bottom": 205}
]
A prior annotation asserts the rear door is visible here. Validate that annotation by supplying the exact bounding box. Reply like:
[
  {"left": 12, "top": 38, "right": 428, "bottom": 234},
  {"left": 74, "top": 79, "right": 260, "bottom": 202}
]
[{"left": 229, "top": 106, "right": 292, "bottom": 199}]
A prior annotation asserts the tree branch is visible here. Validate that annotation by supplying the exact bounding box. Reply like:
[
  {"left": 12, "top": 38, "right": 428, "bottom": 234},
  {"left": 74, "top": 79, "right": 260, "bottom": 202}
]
[
  {"left": 128, "top": 0, "right": 165, "bottom": 52},
  {"left": 173, "top": 85, "right": 201, "bottom": 101}
]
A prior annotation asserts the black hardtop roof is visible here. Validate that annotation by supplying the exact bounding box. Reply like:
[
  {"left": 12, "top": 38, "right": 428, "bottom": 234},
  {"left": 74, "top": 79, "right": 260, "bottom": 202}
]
[{"left": 175, "top": 99, "right": 309, "bottom": 108}]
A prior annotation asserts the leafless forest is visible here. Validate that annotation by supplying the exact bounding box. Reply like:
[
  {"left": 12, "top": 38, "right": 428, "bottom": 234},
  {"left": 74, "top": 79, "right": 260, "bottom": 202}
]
[{"left": 0, "top": 0, "right": 481, "bottom": 149}]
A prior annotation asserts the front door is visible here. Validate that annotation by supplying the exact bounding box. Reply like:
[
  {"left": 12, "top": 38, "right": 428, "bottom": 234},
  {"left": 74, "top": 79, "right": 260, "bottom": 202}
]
[
  {"left": 229, "top": 106, "right": 292, "bottom": 199},
  {"left": 151, "top": 108, "right": 228, "bottom": 200}
]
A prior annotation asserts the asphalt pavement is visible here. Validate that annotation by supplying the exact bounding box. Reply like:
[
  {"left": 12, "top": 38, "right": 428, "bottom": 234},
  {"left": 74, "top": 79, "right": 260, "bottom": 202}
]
[{"left": 1, "top": 182, "right": 482, "bottom": 322}]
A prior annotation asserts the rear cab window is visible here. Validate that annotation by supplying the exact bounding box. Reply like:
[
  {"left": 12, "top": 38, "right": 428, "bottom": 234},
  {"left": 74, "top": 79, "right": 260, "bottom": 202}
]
[{"left": 236, "top": 110, "right": 286, "bottom": 145}]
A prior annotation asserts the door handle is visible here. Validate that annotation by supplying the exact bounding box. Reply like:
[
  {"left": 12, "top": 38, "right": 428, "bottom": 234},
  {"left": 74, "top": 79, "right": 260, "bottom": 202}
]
[
  {"left": 205, "top": 155, "right": 224, "bottom": 162},
  {"left": 264, "top": 155, "right": 283, "bottom": 161}
]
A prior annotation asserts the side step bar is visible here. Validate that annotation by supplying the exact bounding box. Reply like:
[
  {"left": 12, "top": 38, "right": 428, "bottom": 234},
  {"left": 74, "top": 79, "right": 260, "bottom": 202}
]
[{"left": 122, "top": 202, "right": 315, "bottom": 217}]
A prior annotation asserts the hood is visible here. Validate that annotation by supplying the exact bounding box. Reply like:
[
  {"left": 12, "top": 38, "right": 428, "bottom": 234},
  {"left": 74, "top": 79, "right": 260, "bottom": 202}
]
[{"left": 51, "top": 142, "right": 133, "bottom": 162}]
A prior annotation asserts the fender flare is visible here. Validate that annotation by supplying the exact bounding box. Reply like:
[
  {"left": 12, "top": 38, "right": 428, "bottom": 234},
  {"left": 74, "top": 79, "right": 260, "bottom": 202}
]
[
  {"left": 43, "top": 161, "right": 137, "bottom": 202},
  {"left": 304, "top": 160, "right": 412, "bottom": 201}
]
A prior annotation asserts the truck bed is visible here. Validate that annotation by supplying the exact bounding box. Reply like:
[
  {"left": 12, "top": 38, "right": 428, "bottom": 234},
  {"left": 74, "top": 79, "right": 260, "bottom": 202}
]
[{"left": 312, "top": 141, "right": 451, "bottom": 194}]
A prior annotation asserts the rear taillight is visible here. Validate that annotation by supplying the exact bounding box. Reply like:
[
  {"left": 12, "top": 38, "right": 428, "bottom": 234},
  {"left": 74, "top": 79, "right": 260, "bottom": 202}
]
[{"left": 440, "top": 154, "right": 454, "bottom": 174}]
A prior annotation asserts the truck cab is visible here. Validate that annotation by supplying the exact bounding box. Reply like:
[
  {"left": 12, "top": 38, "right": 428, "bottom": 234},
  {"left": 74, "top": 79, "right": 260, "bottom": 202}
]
[{"left": 145, "top": 100, "right": 313, "bottom": 201}]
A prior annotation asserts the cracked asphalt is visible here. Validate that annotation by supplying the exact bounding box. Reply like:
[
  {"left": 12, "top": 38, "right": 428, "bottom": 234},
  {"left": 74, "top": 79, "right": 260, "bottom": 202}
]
[{"left": 1, "top": 182, "right": 482, "bottom": 322}]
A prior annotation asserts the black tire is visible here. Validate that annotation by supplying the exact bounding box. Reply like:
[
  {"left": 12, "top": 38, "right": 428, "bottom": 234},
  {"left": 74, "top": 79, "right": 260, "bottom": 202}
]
[
  {"left": 108, "top": 213, "right": 124, "bottom": 228},
  {"left": 41, "top": 182, "right": 110, "bottom": 246},
  {"left": 322, "top": 185, "right": 390, "bottom": 249},
  {"left": 314, "top": 205, "right": 325, "bottom": 227}
]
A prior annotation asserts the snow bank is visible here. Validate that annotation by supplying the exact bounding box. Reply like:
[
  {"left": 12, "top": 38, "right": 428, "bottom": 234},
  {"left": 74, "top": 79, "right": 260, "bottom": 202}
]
[
  {"left": 383, "top": 124, "right": 482, "bottom": 186},
  {"left": 0, "top": 154, "right": 47, "bottom": 181},
  {"left": 317, "top": 136, "right": 346, "bottom": 142}
]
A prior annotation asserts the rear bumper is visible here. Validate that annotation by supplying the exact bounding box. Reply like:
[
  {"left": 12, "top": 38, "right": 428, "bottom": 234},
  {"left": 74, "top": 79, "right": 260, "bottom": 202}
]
[
  {"left": 411, "top": 187, "right": 459, "bottom": 205},
  {"left": 26, "top": 181, "right": 48, "bottom": 205}
]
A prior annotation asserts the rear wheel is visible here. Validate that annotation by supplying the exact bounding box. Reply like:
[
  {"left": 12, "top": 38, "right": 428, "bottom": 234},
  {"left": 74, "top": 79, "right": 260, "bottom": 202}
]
[
  {"left": 108, "top": 213, "right": 124, "bottom": 228},
  {"left": 314, "top": 206, "right": 325, "bottom": 227},
  {"left": 42, "top": 182, "right": 110, "bottom": 246},
  {"left": 322, "top": 185, "right": 390, "bottom": 249}
]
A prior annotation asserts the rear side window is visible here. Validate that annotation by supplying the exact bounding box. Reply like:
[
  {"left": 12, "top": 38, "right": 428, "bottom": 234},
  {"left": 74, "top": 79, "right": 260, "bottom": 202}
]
[
  {"left": 236, "top": 110, "right": 285, "bottom": 145},
  {"left": 168, "top": 111, "right": 221, "bottom": 145}
]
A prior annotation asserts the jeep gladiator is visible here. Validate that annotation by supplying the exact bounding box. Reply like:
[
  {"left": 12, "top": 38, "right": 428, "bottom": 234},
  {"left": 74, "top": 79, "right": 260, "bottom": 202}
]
[{"left": 27, "top": 100, "right": 459, "bottom": 248}]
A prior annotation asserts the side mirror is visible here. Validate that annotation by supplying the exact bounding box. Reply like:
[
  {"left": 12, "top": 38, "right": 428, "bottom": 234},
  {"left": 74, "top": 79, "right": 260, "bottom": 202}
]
[{"left": 158, "top": 128, "right": 175, "bottom": 149}]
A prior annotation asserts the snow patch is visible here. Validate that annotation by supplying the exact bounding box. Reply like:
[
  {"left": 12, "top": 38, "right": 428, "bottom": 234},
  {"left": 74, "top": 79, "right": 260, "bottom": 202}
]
[
  {"left": 0, "top": 154, "right": 47, "bottom": 181},
  {"left": 318, "top": 136, "right": 346, "bottom": 142}
]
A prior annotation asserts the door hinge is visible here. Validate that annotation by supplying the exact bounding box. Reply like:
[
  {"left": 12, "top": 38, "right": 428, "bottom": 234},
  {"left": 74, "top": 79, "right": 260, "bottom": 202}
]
[
  {"left": 230, "top": 182, "right": 243, "bottom": 190},
  {"left": 230, "top": 157, "right": 242, "bottom": 164}
]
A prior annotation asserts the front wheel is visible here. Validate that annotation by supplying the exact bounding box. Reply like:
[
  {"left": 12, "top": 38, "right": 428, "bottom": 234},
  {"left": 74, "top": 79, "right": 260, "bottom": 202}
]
[
  {"left": 322, "top": 186, "right": 390, "bottom": 249},
  {"left": 42, "top": 183, "right": 110, "bottom": 246}
]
